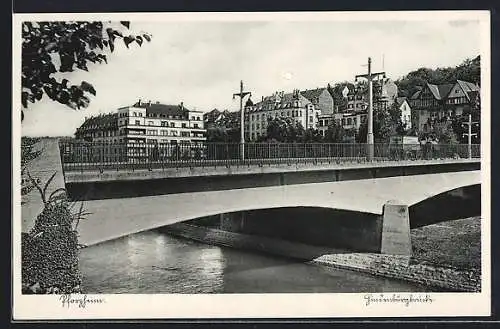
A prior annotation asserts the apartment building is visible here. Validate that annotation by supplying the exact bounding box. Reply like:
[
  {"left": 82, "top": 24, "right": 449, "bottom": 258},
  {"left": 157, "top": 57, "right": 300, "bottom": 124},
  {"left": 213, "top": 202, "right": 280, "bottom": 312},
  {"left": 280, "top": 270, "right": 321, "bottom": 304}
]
[
  {"left": 244, "top": 89, "right": 324, "bottom": 141},
  {"left": 409, "top": 80, "right": 480, "bottom": 132},
  {"left": 74, "top": 100, "right": 206, "bottom": 161}
]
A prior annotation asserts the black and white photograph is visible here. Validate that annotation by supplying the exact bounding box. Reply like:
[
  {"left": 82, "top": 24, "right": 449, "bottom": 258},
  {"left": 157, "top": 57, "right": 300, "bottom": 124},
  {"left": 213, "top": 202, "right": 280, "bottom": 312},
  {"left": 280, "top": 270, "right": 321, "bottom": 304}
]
[{"left": 13, "top": 11, "right": 490, "bottom": 319}]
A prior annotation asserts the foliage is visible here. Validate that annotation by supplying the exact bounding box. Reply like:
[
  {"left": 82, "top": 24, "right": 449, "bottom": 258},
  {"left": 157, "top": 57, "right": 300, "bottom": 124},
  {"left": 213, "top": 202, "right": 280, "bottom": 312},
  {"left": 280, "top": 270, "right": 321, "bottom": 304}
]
[
  {"left": 323, "top": 120, "right": 346, "bottom": 143},
  {"left": 21, "top": 137, "right": 42, "bottom": 197},
  {"left": 419, "top": 120, "right": 459, "bottom": 144},
  {"left": 327, "top": 81, "right": 355, "bottom": 111},
  {"left": 21, "top": 21, "right": 152, "bottom": 116},
  {"left": 395, "top": 55, "right": 480, "bottom": 98},
  {"left": 22, "top": 170, "right": 90, "bottom": 294},
  {"left": 356, "top": 107, "right": 394, "bottom": 143},
  {"left": 262, "top": 117, "right": 305, "bottom": 143},
  {"left": 206, "top": 127, "right": 240, "bottom": 143}
]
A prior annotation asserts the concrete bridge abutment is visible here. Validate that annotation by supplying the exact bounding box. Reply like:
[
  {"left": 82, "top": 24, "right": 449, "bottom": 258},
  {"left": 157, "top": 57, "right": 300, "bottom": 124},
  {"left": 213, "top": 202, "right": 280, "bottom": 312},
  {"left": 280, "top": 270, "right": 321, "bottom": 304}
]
[{"left": 211, "top": 202, "right": 412, "bottom": 257}]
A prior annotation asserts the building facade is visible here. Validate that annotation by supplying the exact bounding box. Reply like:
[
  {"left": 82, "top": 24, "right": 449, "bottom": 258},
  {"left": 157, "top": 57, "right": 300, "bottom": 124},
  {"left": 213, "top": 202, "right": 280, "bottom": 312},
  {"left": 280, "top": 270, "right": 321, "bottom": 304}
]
[
  {"left": 409, "top": 80, "right": 480, "bottom": 132},
  {"left": 244, "top": 89, "right": 323, "bottom": 141},
  {"left": 300, "top": 88, "right": 335, "bottom": 115},
  {"left": 75, "top": 100, "right": 206, "bottom": 161},
  {"left": 395, "top": 97, "right": 412, "bottom": 131}
]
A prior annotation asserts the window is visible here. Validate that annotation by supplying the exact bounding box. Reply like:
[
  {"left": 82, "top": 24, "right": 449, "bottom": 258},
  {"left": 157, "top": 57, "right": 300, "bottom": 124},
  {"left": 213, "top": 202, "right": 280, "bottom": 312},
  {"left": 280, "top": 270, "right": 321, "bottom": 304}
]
[
  {"left": 171, "top": 131, "right": 178, "bottom": 136},
  {"left": 133, "top": 112, "right": 137, "bottom": 117},
  {"left": 181, "top": 132, "right": 190, "bottom": 137},
  {"left": 194, "top": 124, "right": 199, "bottom": 128},
  {"left": 342, "top": 119, "right": 346, "bottom": 125},
  {"left": 347, "top": 118, "right": 352, "bottom": 125},
  {"left": 191, "top": 116, "right": 195, "bottom": 120},
  {"left": 170, "top": 122, "right": 175, "bottom": 128},
  {"left": 148, "top": 121, "right": 154, "bottom": 126},
  {"left": 135, "top": 120, "right": 140, "bottom": 125},
  {"left": 161, "top": 121, "right": 167, "bottom": 126},
  {"left": 182, "top": 123, "right": 187, "bottom": 128},
  {"left": 147, "top": 129, "right": 157, "bottom": 135},
  {"left": 161, "top": 130, "right": 169, "bottom": 136}
]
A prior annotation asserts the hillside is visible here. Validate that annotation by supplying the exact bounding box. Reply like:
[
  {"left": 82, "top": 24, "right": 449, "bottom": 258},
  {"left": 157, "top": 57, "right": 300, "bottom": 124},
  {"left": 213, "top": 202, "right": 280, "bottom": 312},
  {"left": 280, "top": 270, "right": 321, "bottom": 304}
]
[{"left": 395, "top": 55, "right": 480, "bottom": 98}]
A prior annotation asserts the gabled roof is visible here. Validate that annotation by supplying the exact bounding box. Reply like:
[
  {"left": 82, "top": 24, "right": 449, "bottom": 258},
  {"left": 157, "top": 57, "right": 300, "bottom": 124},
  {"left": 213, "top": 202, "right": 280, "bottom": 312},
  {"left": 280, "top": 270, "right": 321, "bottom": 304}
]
[
  {"left": 456, "top": 80, "right": 480, "bottom": 101},
  {"left": 300, "top": 88, "right": 327, "bottom": 102},
  {"left": 426, "top": 83, "right": 453, "bottom": 100},
  {"left": 410, "top": 90, "right": 421, "bottom": 100},
  {"left": 395, "top": 96, "right": 408, "bottom": 106}
]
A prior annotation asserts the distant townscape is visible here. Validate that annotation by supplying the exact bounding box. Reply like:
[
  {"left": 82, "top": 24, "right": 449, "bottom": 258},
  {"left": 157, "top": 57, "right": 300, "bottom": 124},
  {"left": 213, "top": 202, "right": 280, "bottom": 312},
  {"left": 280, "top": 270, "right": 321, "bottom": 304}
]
[{"left": 72, "top": 56, "right": 481, "bottom": 152}]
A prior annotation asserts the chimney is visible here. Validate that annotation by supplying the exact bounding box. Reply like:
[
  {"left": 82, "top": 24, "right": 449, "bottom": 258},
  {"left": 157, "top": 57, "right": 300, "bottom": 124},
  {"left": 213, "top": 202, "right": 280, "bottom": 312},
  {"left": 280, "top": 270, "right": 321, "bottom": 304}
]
[
  {"left": 180, "top": 102, "right": 184, "bottom": 110},
  {"left": 138, "top": 98, "right": 141, "bottom": 106},
  {"left": 262, "top": 96, "right": 264, "bottom": 102}
]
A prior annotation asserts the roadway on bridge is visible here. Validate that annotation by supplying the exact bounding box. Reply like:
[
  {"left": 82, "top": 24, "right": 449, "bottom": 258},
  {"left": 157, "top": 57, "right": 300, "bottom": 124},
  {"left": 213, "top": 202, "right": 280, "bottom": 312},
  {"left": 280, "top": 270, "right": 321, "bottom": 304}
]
[{"left": 75, "top": 170, "right": 480, "bottom": 247}]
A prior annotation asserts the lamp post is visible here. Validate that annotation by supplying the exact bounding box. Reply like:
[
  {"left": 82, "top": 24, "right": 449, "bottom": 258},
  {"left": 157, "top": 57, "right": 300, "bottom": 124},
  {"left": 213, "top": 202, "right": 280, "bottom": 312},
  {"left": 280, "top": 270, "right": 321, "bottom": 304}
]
[
  {"left": 355, "top": 57, "right": 385, "bottom": 161},
  {"left": 233, "top": 80, "right": 252, "bottom": 161},
  {"left": 462, "top": 112, "right": 479, "bottom": 158}
]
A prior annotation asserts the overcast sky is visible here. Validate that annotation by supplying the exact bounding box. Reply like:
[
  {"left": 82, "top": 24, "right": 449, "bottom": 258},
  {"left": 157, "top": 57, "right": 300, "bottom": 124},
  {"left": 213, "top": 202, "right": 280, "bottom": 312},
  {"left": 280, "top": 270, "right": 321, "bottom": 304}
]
[{"left": 19, "top": 14, "right": 483, "bottom": 137}]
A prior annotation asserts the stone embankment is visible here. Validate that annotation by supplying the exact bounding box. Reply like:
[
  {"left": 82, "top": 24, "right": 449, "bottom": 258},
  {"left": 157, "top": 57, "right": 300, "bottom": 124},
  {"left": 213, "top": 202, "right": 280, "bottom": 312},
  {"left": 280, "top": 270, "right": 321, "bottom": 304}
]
[{"left": 162, "top": 223, "right": 480, "bottom": 292}]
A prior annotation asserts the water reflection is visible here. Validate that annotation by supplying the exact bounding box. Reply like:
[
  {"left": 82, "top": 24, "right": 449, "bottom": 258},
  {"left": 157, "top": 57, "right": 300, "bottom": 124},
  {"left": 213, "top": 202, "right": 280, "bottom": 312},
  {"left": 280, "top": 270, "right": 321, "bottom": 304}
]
[{"left": 79, "top": 229, "right": 433, "bottom": 294}]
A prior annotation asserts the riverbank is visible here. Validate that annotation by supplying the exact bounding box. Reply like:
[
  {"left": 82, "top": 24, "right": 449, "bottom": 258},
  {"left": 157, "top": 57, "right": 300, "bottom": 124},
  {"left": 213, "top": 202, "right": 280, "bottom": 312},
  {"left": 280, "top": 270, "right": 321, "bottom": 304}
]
[{"left": 161, "top": 217, "right": 481, "bottom": 292}]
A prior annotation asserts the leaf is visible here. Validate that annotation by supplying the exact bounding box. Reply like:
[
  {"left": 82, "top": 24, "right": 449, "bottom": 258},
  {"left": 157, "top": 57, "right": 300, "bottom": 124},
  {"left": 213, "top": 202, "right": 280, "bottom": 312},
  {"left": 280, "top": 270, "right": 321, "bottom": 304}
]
[
  {"left": 123, "top": 36, "right": 135, "bottom": 48},
  {"left": 21, "top": 92, "right": 28, "bottom": 108},
  {"left": 120, "top": 21, "right": 130, "bottom": 29},
  {"left": 80, "top": 81, "right": 96, "bottom": 96},
  {"left": 143, "top": 34, "right": 151, "bottom": 42},
  {"left": 136, "top": 36, "right": 143, "bottom": 47}
]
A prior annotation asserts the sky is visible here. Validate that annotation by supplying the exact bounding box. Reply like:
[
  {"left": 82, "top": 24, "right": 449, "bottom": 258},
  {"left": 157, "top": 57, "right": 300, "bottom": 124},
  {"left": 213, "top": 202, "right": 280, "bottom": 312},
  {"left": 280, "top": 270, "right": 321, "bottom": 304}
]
[{"left": 19, "top": 14, "right": 484, "bottom": 137}]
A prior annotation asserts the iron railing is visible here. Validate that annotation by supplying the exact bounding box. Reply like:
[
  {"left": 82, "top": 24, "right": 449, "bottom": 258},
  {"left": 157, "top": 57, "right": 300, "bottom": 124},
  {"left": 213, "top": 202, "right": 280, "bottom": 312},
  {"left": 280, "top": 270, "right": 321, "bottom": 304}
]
[{"left": 59, "top": 141, "right": 481, "bottom": 172}]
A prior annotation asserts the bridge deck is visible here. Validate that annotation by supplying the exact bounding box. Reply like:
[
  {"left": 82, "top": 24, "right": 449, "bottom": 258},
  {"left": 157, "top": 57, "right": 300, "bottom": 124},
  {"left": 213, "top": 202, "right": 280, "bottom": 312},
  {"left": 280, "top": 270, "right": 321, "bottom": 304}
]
[
  {"left": 75, "top": 171, "right": 480, "bottom": 247},
  {"left": 63, "top": 158, "right": 480, "bottom": 183}
]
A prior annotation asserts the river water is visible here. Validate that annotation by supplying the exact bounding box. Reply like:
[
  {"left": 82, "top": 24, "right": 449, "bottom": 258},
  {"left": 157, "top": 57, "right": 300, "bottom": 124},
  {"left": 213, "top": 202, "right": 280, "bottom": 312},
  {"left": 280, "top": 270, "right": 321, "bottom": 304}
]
[{"left": 79, "top": 229, "right": 433, "bottom": 293}]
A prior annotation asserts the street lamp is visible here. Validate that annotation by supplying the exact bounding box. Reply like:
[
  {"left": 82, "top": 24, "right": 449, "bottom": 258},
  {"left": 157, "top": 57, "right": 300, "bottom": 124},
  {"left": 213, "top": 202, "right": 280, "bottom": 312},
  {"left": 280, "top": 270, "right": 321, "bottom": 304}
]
[
  {"left": 233, "top": 80, "right": 252, "bottom": 161},
  {"left": 355, "top": 57, "right": 386, "bottom": 161}
]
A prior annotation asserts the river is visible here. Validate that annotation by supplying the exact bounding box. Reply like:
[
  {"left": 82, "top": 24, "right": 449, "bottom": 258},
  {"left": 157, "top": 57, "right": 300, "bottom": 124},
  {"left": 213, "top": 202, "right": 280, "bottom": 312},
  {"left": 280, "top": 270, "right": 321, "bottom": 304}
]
[{"left": 79, "top": 229, "right": 434, "bottom": 293}]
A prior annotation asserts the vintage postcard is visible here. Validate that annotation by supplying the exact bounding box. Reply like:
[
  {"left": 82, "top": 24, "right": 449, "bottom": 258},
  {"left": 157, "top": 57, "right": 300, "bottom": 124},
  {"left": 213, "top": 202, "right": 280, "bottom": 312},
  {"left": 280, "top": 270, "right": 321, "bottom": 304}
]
[{"left": 12, "top": 10, "right": 491, "bottom": 320}]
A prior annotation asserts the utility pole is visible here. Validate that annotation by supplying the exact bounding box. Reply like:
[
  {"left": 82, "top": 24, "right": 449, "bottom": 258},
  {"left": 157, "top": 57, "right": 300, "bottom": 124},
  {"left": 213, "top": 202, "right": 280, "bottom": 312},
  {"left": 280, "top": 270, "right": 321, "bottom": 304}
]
[
  {"left": 462, "top": 112, "right": 479, "bottom": 158},
  {"left": 355, "top": 57, "right": 385, "bottom": 160},
  {"left": 233, "top": 80, "right": 252, "bottom": 161}
]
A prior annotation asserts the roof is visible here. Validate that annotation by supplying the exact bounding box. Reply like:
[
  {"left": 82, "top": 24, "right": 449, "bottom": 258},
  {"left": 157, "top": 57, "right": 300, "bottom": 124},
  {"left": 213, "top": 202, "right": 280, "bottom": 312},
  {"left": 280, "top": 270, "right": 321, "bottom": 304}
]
[
  {"left": 456, "top": 80, "right": 480, "bottom": 101},
  {"left": 253, "top": 91, "right": 312, "bottom": 111},
  {"left": 410, "top": 90, "right": 421, "bottom": 100},
  {"left": 133, "top": 102, "right": 189, "bottom": 117},
  {"left": 77, "top": 113, "right": 118, "bottom": 131},
  {"left": 395, "top": 96, "right": 408, "bottom": 106},
  {"left": 300, "top": 88, "right": 327, "bottom": 102},
  {"left": 426, "top": 83, "right": 454, "bottom": 100}
]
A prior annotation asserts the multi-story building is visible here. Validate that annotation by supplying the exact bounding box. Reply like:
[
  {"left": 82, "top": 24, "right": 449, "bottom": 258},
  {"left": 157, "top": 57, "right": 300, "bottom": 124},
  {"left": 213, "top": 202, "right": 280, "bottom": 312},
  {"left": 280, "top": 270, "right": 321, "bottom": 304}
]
[
  {"left": 300, "top": 88, "right": 335, "bottom": 115},
  {"left": 244, "top": 89, "right": 323, "bottom": 141},
  {"left": 409, "top": 80, "right": 480, "bottom": 132},
  {"left": 75, "top": 100, "right": 206, "bottom": 161},
  {"left": 317, "top": 112, "right": 367, "bottom": 138}
]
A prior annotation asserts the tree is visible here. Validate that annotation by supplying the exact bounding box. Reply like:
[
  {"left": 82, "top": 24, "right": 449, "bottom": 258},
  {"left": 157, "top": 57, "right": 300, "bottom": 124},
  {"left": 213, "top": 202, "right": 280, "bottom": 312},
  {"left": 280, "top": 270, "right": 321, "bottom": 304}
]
[
  {"left": 21, "top": 21, "right": 152, "bottom": 119},
  {"left": 395, "top": 56, "right": 480, "bottom": 98},
  {"left": 327, "top": 81, "right": 355, "bottom": 112},
  {"left": 324, "top": 120, "right": 345, "bottom": 143},
  {"left": 263, "top": 117, "right": 305, "bottom": 143}
]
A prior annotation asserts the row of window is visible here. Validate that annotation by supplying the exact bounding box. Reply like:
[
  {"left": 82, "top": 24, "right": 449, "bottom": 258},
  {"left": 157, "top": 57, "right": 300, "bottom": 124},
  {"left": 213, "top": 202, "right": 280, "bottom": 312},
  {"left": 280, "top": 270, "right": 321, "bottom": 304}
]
[
  {"left": 119, "top": 119, "right": 202, "bottom": 129},
  {"left": 446, "top": 97, "right": 468, "bottom": 105},
  {"left": 121, "top": 111, "right": 202, "bottom": 121}
]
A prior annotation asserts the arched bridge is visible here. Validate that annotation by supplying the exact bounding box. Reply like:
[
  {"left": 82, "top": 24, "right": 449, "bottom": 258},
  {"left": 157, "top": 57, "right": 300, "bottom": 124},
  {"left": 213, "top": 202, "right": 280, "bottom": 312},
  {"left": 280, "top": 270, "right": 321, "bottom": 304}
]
[{"left": 76, "top": 170, "right": 481, "bottom": 254}]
